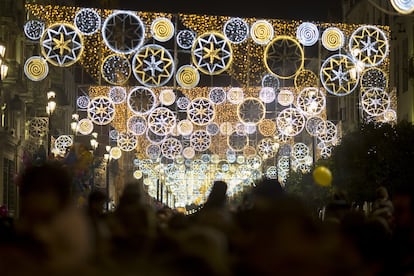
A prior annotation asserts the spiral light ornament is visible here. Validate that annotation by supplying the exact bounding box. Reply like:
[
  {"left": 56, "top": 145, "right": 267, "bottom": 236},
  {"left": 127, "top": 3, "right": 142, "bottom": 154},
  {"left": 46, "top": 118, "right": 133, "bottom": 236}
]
[
  {"left": 24, "top": 56, "right": 49, "bottom": 81},
  {"left": 321, "top": 27, "right": 344, "bottom": 51},
  {"left": 250, "top": 20, "right": 274, "bottom": 45},
  {"left": 176, "top": 65, "right": 200, "bottom": 89},
  {"left": 296, "top": 22, "right": 319, "bottom": 46},
  {"left": 390, "top": 0, "right": 414, "bottom": 14},
  {"left": 151, "top": 17, "right": 175, "bottom": 42}
]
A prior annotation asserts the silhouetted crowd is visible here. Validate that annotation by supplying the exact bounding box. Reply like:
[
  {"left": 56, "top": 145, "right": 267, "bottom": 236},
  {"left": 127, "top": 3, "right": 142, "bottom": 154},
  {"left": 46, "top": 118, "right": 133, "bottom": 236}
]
[{"left": 1, "top": 161, "right": 414, "bottom": 275}]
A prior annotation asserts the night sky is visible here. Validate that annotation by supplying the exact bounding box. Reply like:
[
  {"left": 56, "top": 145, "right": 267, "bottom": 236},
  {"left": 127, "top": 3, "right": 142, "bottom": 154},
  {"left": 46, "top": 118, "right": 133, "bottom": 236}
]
[{"left": 119, "top": 0, "right": 342, "bottom": 22}]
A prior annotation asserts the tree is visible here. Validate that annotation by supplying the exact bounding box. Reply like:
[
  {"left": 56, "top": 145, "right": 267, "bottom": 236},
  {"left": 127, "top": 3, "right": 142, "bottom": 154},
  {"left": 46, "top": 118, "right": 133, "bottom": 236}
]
[{"left": 285, "top": 120, "right": 414, "bottom": 207}]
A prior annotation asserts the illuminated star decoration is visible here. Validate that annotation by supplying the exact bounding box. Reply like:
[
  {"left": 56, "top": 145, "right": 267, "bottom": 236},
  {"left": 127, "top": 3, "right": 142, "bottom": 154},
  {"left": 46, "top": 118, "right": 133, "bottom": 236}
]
[
  {"left": 264, "top": 36, "right": 304, "bottom": 79},
  {"left": 192, "top": 32, "right": 233, "bottom": 75},
  {"left": 132, "top": 44, "right": 174, "bottom": 87},
  {"left": 87, "top": 96, "right": 115, "bottom": 125},
  {"left": 41, "top": 23, "right": 83, "bottom": 67},
  {"left": 349, "top": 25, "right": 389, "bottom": 67},
  {"left": 320, "top": 54, "right": 359, "bottom": 96}
]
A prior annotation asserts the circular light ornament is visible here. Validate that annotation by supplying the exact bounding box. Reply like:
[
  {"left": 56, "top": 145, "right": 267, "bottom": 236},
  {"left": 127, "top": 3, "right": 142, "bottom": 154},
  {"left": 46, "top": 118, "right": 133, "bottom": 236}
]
[
  {"left": 349, "top": 25, "right": 389, "bottom": 67},
  {"left": 190, "top": 130, "right": 211, "bottom": 152},
  {"left": 192, "top": 31, "right": 233, "bottom": 75},
  {"left": 187, "top": 97, "right": 215, "bottom": 126},
  {"left": 305, "top": 116, "right": 325, "bottom": 137},
  {"left": 220, "top": 122, "right": 234, "bottom": 136},
  {"left": 360, "top": 67, "right": 387, "bottom": 91},
  {"left": 182, "top": 146, "right": 196, "bottom": 159},
  {"left": 127, "top": 86, "right": 157, "bottom": 116},
  {"left": 292, "top": 142, "right": 309, "bottom": 160},
  {"left": 237, "top": 97, "right": 266, "bottom": 125},
  {"left": 159, "top": 89, "right": 176, "bottom": 106},
  {"left": 262, "top": 73, "right": 280, "bottom": 91},
  {"left": 276, "top": 107, "right": 306, "bottom": 137},
  {"left": 109, "top": 146, "right": 122, "bottom": 159},
  {"left": 24, "top": 56, "right": 49, "bottom": 81},
  {"left": 320, "top": 54, "right": 359, "bottom": 96},
  {"left": 40, "top": 22, "right": 84, "bottom": 67},
  {"left": 151, "top": 17, "right": 174, "bottom": 42},
  {"left": 390, "top": 0, "right": 414, "bottom": 14},
  {"left": 223, "top": 17, "right": 249, "bottom": 44},
  {"left": 228, "top": 131, "right": 249, "bottom": 152},
  {"left": 177, "top": 119, "right": 194, "bottom": 136},
  {"left": 101, "top": 54, "right": 131, "bottom": 85},
  {"left": 146, "top": 144, "right": 161, "bottom": 160},
  {"left": 74, "top": 8, "right": 101, "bottom": 35},
  {"left": 77, "top": 95, "right": 90, "bottom": 110},
  {"left": 177, "top": 29, "right": 196, "bottom": 49},
  {"left": 258, "top": 119, "right": 276, "bottom": 136},
  {"left": 108, "top": 86, "right": 127, "bottom": 104},
  {"left": 117, "top": 131, "right": 138, "bottom": 152},
  {"left": 176, "top": 96, "right": 190, "bottom": 110},
  {"left": 321, "top": 27, "right": 344, "bottom": 51},
  {"left": 294, "top": 69, "right": 319, "bottom": 92},
  {"left": 102, "top": 11, "right": 145, "bottom": 54},
  {"left": 206, "top": 122, "right": 220, "bottom": 136},
  {"left": 296, "top": 87, "right": 326, "bottom": 117},
  {"left": 133, "top": 170, "right": 143, "bottom": 180},
  {"left": 127, "top": 115, "right": 147, "bottom": 135},
  {"left": 317, "top": 120, "right": 337, "bottom": 144},
  {"left": 296, "top": 22, "right": 319, "bottom": 46},
  {"left": 227, "top": 87, "right": 244, "bottom": 104},
  {"left": 209, "top": 87, "right": 227, "bottom": 104},
  {"left": 176, "top": 65, "right": 200, "bottom": 89},
  {"left": 147, "top": 107, "right": 177, "bottom": 136},
  {"left": 259, "top": 87, "right": 275, "bottom": 103},
  {"left": 54, "top": 135, "right": 73, "bottom": 154},
  {"left": 383, "top": 109, "right": 397, "bottom": 122},
  {"left": 161, "top": 138, "right": 183, "bottom": 160},
  {"left": 87, "top": 96, "right": 115, "bottom": 125},
  {"left": 264, "top": 36, "right": 304, "bottom": 79},
  {"left": 132, "top": 44, "right": 175, "bottom": 87},
  {"left": 361, "top": 87, "right": 390, "bottom": 116},
  {"left": 250, "top": 20, "right": 274, "bottom": 45},
  {"left": 77, "top": 118, "right": 94, "bottom": 135},
  {"left": 277, "top": 89, "right": 295, "bottom": 106},
  {"left": 24, "top": 20, "right": 45, "bottom": 40}
]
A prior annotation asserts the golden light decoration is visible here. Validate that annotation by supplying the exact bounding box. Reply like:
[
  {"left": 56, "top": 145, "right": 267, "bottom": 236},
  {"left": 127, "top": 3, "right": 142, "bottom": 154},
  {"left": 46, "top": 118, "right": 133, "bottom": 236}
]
[
  {"left": 24, "top": 56, "right": 49, "bottom": 81},
  {"left": 191, "top": 31, "right": 233, "bottom": 75},
  {"left": 227, "top": 87, "right": 244, "bottom": 104},
  {"left": 176, "top": 65, "right": 200, "bottom": 89},
  {"left": 237, "top": 97, "right": 266, "bottom": 125},
  {"left": 40, "top": 22, "right": 84, "bottom": 67},
  {"left": 101, "top": 54, "right": 131, "bottom": 85},
  {"left": 182, "top": 146, "right": 196, "bottom": 159},
  {"left": 321, "top": 27, "right": 344, "bottom": 51},
  {"left": 277, "top": 89, "right": 295, "bottom": 106},
  {"left": 151, "top": 17, "right": 175, "bottom": 42},
  {"left": 258, "top": 119, "right": 276, "bottom": 136},
  {"left": 177, "top": 119, "right": 194, "bottom": 136},
  {"left": 159, "top": 89, "right": 176, "bottom": 106},
  {"left": 109, "top": 146, "right": 122, "bottom": 159},
  {"left": 133, "top": 170, "right": 143, "bottom": 179},
  {"left": 264, "top": 35, "right": 304, "bottom": 79},
  {"left": 77, "top": 118, "right": 94, "bottom": 135},
  {"left": 219, "top": 122, "right": 234, "bottom": 136},
  {"left": 250, "top": 19, "right": 274, "bottom": 45},
  {"left": 294, "top": 69, "right": 319, "bottom": 92}
]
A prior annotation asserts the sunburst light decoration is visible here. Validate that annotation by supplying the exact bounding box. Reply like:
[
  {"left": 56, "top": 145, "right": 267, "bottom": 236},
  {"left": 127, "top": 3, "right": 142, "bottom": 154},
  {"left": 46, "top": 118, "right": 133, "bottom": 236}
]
[{"left": 26, "top": 3, "right": 393, "bottom": 207}]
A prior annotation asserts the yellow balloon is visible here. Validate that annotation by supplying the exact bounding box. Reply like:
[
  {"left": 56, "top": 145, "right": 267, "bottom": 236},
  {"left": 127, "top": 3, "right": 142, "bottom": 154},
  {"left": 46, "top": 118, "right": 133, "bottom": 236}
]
[{"left": 313, "top": 166, "right": 332, "bottom": 187}]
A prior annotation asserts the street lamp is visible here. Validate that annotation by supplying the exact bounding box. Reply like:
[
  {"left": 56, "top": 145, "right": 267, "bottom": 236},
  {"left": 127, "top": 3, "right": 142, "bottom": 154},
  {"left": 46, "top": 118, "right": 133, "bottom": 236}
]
[
  {"left": 46, "top": 90, "right": 56, "bottom": 157},
  {"left": 70, "top": 113, "right": 79, "bottom": 136},
  {"left": 89, "top": 132, "right": 99, "bottom": 191},
  {"left": 104, "top": 145, "right": 112, "bottom": 212},
  {"left": 0, "top": 42, "right": 8, "bottom": 81}
]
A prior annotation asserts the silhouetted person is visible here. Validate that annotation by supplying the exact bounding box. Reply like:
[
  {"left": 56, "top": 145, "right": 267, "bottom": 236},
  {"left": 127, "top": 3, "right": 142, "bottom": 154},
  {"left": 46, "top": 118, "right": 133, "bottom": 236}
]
[{"left": 0, "top": 161, "right": 94, "bottom": 276}]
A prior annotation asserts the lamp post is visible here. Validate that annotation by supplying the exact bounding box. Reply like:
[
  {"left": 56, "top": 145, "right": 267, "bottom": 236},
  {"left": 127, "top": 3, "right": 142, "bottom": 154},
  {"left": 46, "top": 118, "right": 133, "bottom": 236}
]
[
  {"left": 70, "top": 113, "right": 79, "bottom": 141},
  {"left": 46, "top": 90, "right": 56, "bottom": 158},
  {"left": 104, "top": 145, "right": 111, "bottom": 212}
]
